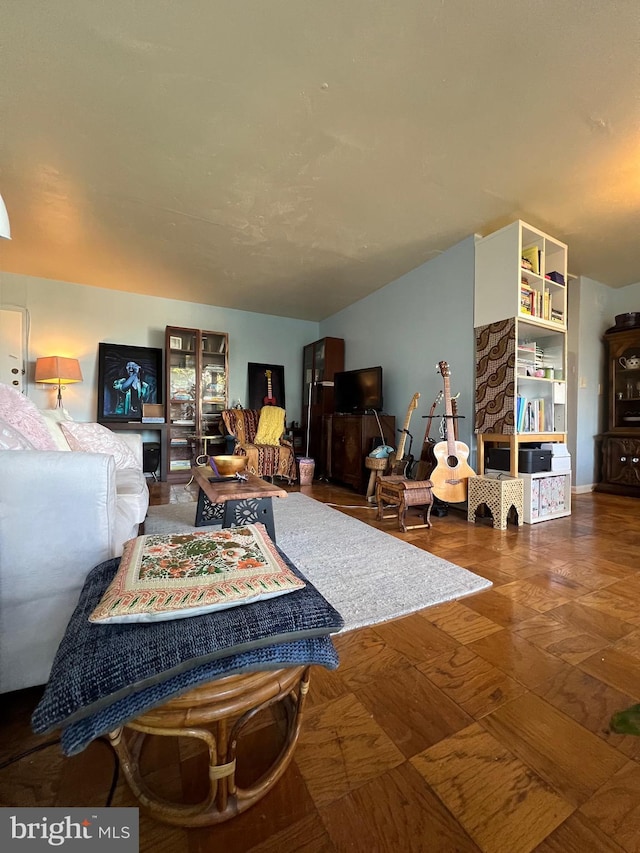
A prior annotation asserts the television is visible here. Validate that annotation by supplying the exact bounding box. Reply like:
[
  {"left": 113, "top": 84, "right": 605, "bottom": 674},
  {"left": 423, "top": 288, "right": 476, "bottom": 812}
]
[{"left": 333, "top": 366, "right": 383, "bottom": 413}]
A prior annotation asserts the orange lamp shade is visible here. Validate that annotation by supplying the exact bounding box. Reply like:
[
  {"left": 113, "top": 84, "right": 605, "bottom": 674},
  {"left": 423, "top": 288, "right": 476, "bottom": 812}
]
[{"left": 35, "top": 356, "right": 83, "bottom": 384}]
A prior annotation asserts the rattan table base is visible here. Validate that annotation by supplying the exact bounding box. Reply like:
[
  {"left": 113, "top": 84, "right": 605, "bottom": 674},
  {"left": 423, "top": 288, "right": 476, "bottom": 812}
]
[{"left": 107, "top": 666, "right": 309, "bottom": 827}]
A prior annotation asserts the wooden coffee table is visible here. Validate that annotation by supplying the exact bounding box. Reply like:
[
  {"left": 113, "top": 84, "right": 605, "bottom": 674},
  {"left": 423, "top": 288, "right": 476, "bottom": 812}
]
[{"left": 191, "top": 466, "right": 287, "bottom": 542}]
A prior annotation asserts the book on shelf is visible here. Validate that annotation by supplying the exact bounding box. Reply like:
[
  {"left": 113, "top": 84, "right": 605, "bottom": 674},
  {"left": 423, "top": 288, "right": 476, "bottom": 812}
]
[
  {"left": 142, "top": 417, "right": 166, "bottom": 423},
  {"left": 517, "top": 396, "right": 553, "bottom": 433}
]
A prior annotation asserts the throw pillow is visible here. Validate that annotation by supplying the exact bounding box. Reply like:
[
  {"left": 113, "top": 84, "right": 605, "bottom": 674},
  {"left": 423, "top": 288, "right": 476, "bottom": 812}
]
[
  {"left": 0, "top": 418, "right": 36, "bottom": 450},
  {"left": 0, "top": 383, "right": 57, "bottom": 450},
  {"left": 40, "top": 408, "right": 74, "bottom": 451},
  {"left": 89, "top": 524, "right": 306, "bottom": 623},
  {"left": 254, "top": 405, "right": 285, "bottom": 445},
  {"left": 60, "top": 422, "right": 138, "bottom": 470}
]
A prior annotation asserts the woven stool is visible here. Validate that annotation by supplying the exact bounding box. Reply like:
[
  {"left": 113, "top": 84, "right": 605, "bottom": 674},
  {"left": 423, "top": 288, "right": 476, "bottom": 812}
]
[
  {"left": 364, "top": 456, "right": 389, "bottom": 501},
  {"left": 467, "top": 475, "right": 524, "bottom": 530},
  {"left": 108, "top": 666, "right": 310, "bottom": 827},
  {"left": 375, "top": 476, "right": 434, "bottom": 532}
]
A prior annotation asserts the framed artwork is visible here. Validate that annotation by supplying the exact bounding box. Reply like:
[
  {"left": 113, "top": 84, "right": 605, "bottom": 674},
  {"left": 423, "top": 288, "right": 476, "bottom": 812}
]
[
  {"left": 98, "top": 342, "right": 163, "bottom": 422},
  {"left": 247, "top": 363, "right": 285, "bottom": 410}
]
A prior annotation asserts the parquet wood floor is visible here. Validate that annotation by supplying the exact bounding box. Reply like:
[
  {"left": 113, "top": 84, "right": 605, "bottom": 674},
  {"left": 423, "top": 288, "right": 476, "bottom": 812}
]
[{"left": 2, "top": 483, "right": 640, "bottom": 852}]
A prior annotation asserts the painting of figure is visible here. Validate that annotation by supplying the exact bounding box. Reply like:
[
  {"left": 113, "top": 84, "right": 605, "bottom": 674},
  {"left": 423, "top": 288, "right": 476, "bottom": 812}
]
[{"left": 98, "top": 342, "right": 163, "bottom": 421}]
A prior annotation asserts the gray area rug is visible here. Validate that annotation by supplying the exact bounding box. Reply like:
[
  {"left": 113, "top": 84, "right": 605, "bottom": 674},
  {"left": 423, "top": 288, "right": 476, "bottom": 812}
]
[{"left": 144, "top": 493, "right": 491, "bottom": 632}]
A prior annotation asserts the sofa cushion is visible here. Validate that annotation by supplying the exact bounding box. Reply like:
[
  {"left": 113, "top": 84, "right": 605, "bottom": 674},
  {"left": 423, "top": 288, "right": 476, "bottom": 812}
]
[
  {"left": 0, "top": 418, "right": 36, "bottom": 450},
  {"left": 90, "top": 524, "right": 306, "bottom": 624},
  {"left": 115, "top": 467, "right": 149, "bottom": 526},
  {"left": 40, "top": 408, "right": 74, "bottom": 451},
  {"left": 0, "top": 384, "right": 57, "bottom": 450},
  {"left": 60, "top": 422, "right": 138, "bottom": 470}
]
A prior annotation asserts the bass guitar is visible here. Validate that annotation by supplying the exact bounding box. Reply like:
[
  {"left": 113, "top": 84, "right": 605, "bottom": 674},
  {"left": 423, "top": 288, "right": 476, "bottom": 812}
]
[
  {"left": 429, "top": 362, "right": 475, "bottom": 503},
  {"left": 413, "top": 390, "right": 442, "bottom": 481},
  {"left": 386, "top": 392, "right": 420, "bottom": 477},
  {"left": 263, "top": 369, "right": 277, "bottom": 405}
]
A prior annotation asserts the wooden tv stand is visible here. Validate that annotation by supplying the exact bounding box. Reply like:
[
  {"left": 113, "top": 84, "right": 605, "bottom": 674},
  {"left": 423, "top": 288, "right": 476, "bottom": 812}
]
[{"left": 324, "top": 413, "right": 395, "bottom": 493}]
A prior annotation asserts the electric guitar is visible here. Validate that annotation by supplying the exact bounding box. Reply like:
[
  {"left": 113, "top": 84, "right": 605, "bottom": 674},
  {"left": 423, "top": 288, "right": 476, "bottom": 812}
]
[
  {"left": 263, "top": 370, "right": 277, "bottom": 405},
  {"left": 429, "top": 362, "right": 475, "bottom": 503},
  {"left": 413, "top": 390, "right": 443, "bottom": 481},
  {"left": 386, "top": 392, "right": 420, "bottom": 477}
]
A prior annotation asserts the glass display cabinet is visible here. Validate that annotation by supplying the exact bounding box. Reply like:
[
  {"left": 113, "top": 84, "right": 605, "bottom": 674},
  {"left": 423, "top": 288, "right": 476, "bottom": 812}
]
[
  {"left": 596, "top": 325, "right": 640, "bottom": 496},
  {"left": 165, "top": 326, "right": 229, "bottom": 481}
]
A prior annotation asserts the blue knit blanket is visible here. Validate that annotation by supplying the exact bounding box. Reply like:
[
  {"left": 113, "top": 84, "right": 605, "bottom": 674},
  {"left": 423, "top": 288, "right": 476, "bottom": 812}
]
[{"left": 32, "top": 549, "right": 343, "bottom": 755}]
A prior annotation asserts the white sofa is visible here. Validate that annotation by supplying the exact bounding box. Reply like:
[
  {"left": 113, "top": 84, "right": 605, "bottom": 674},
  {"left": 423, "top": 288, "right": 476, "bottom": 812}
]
[{"left": 0, "top": 384, "right": 149, "bottom": 694}]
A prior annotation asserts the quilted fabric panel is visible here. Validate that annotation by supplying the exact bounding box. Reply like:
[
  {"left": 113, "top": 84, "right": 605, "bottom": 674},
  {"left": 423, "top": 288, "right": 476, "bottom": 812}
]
[
  {"left": 90, "top": 524, "right": 306, "bottom": 623},
  {"left": 31, "top": 548, "right": 343, "bottom": 736},
  {"left": 60, "top": 421, "right": 138, "bottom": 469},
  {"left": 0, "top": 383, "right": 57, "bottom": 450}
]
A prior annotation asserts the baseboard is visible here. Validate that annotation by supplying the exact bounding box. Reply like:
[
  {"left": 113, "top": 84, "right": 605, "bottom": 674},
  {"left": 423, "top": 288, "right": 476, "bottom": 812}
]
[{"left": 572, "top": 483, "right": 595, "bottom": 494}]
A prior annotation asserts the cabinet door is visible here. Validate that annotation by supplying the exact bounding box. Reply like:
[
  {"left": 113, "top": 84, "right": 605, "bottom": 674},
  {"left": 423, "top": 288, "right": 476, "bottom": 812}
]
[
  {"left": 608, "top": 332, "right": 640, "bottom": 430},
  {"left": 166, "top": 328, "right": 198, "bottom": 476},
  {"left": 603, "top": 436, "right": 640, "bottom": 489},
  {"left": 200, "top": 331, "right": 228, "bottom": 441}
]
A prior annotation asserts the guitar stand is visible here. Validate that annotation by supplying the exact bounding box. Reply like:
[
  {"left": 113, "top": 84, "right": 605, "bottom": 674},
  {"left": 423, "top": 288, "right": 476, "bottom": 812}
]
[{"left": 431, "top": 497, "right": 449, "bottom": 517}]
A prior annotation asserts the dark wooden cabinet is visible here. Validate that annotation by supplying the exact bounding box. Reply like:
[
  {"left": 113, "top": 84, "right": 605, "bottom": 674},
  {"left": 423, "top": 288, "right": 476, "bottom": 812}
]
[
  {"left": 301, "top": 337, "right": 344, "bottom": 466},
  {"left": 595, "top": 326, "right": 640, "bottom": 497},
  {"left": 326, "top": 413, "right": 395, "bottom": 493}
]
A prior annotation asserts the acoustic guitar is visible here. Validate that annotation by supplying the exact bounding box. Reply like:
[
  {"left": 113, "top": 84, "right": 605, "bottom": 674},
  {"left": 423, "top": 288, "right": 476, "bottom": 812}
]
[
  {"left": 263, "top": 369, "right": 277, "bottom": 405},
  {"left": 429, "top": 362, "right": 475, "bottom": 503},
  {"left": 386, "top": 392, "right": 420, "bottom": 477},
  {"left": 413, "top": 390, "right": 442, "bottom": 481}
]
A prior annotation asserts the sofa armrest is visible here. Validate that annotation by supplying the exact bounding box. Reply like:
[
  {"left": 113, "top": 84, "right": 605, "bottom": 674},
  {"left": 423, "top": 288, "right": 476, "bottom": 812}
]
[
  {"left": 0, "top": 451, "right": 119, "bottom": 589},
  {"left": 0, "top": 450, "right": 120, "bottom": 692}
]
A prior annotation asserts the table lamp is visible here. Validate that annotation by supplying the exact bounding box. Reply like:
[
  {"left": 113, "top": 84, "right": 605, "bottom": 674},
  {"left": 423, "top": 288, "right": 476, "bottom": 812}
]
[{"left": 35, "top": 356, "right": 83, "bottom": 407}]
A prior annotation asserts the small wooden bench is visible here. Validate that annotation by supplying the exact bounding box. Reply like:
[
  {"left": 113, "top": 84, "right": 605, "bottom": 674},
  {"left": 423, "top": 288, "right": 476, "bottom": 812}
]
[{"left": 375, "top": 476, "right": 434, "bottom": 532}]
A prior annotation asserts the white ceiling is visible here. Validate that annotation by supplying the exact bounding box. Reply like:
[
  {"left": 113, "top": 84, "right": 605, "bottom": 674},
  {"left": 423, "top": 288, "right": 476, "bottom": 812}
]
[{"left": 0, "top": 1, "right": 638, "bottom": 321}]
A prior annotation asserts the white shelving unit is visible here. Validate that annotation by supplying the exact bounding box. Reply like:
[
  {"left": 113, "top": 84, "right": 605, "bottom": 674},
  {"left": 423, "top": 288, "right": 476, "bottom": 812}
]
[
  {"left": 520, "top": 471, "right": 572, "bottom": 523},
  {"left": 474, "top": 220, "right": 571, "bottom": 520}
]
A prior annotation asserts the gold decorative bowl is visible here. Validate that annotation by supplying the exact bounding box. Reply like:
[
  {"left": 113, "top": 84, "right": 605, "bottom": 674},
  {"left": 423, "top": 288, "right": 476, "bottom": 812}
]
[{"left": 209, "top": 455, "right": 247, "bottom": 476}]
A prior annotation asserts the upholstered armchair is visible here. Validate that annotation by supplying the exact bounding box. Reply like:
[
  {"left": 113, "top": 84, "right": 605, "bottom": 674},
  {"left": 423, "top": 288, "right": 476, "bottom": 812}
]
[{"left": 222, "top": 407, "right": 297, "bottom": 483}]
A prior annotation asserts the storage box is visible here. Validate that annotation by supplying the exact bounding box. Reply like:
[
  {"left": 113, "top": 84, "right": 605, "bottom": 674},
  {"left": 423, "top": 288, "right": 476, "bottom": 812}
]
[
  {"left": 540, "top": 442, "right": 571, "bottom": 472},
  {"left": 485, "top": 447, "right": 552, "bottom": 473}
]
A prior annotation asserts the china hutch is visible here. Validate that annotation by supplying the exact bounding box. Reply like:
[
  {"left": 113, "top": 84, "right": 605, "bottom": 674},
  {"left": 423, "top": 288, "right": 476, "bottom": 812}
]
[
  {"left": 301, "top": 337, "right": 344, "bottom": 470},
  {"left": 595, "top": 325, "right": 640, "bottom": 496},
  {"left": 164, "top": 326, "right": 229, "bottom": 482}
]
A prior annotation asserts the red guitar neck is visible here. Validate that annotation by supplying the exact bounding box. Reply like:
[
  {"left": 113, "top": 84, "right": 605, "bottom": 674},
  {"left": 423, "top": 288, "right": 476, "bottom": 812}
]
[{"left": 263, "top": 371, "right": 276, "bottom": 405}]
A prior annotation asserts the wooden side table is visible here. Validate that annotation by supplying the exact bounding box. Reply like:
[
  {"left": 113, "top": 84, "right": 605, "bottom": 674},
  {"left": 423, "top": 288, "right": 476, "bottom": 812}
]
[
  {"left": 108, "top": 666, "right": 310, "bottom": 827},
  {"left": 467, "top": 474, "right": 524, "bottom": 530},
  {"left": 375, "top": 476, "right": 434, "bottom": 532}
]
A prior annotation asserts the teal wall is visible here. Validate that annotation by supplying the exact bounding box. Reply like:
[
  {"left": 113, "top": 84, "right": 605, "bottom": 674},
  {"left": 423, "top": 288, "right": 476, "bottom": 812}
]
[
  {"left": 0, "top": 272, "right": 319, "bottom": 424},
  {"left": 320, "top": 236, "right": 477, "bottom": 466},
  {"left": 3, "top": 239, "right": 637, "bottom": 491}
]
